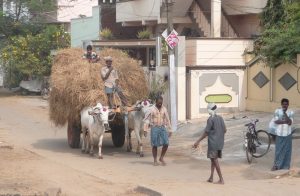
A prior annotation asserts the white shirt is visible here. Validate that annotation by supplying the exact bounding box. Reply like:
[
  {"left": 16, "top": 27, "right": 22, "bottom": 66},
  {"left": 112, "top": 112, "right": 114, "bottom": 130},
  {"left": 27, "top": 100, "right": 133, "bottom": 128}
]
[
  {"left": 100, "top": 66, "right": 118, "bottom": 88},
  {"left": 270, "top": 108, "right": 294, "bottom": 137}
]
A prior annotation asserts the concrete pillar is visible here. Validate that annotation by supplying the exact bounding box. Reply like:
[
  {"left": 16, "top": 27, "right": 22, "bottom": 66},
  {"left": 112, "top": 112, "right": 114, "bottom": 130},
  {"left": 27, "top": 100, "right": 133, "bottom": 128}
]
[
  {"left": 146, "top": 47, "right": 149, "bottom": 67},
  {"left": 175, "top": 36, "right": 186, "bottom": 122},
  {"left": 236, "top": 70, "right": 246, "bottom": 111},
  {"left": 190, "top": 70, "right": 201, "bottom": 119},
  {"left": 211, "top": 0, "right": 222, "bottom": 37}
]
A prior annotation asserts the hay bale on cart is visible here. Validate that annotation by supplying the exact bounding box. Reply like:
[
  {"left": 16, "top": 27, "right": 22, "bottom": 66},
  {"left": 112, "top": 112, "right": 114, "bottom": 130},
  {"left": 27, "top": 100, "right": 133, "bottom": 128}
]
[{"left": 49, "top": 48, "right": 149, "bottom": 148}]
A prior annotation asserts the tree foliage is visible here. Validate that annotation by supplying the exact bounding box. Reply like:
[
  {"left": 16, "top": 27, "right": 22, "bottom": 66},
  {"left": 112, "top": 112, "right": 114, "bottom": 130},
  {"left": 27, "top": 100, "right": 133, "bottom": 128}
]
[
  {"left": 1, "top": 26, "right": 70, "bottom": 87},
  {"left": 255, "top": 0, "right": 300, "bottom": 67},
  {"left": 0, "top": 1, "right": 71, "bottom": 87},
  {"left": 260, "top": 0, "right": 285, "bottom": 27},
  {"left": 0, "top": 0, "right": 56, "bottom": 40}
]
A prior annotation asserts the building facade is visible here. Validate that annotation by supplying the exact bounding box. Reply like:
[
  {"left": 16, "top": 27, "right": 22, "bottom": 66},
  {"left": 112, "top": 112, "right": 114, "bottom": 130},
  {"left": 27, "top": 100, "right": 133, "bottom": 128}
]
[
  {"left": 73, "top": 1, "right": 299, "bottom": 122},
  {"left": 48, "top": 0, "right": 99, "bottom": 32},
  {"left": 116, "top": 0, "right": 267, "bottom": 38}
]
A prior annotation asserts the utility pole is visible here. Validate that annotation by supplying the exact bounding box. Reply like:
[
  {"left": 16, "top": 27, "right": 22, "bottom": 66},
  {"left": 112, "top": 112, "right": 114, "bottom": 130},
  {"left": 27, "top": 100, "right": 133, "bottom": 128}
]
[{"left": 165, "top": 0, "right": 177, "bottom": 132}]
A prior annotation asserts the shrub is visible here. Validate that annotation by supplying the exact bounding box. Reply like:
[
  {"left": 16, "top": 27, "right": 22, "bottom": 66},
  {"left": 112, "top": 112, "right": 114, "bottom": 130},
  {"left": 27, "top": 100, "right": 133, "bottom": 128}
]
[
  {"left": 137, "top": 29, "right": 152, "bottom": 39},
  {"left": 148, "top": 75, "right": 168, "bottom": 101},
  {"left": 100, "top": 28, "right": 113, "bottom": 40}
]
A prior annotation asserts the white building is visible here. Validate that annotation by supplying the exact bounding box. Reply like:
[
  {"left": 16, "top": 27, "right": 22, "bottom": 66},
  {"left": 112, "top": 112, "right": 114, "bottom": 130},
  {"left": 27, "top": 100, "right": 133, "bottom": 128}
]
[
  {"left": 116, "top": 0, "right": 268, "bottom": 38},
  {"left": 51, "top": 0, "right": 99, "bottom": 31},
  {"left": 1, "top": 0, "right": 99, "bottom": 32},
  {"left": 72, "top": 0, "right": 270, "bottom": 121},
  {"left": 113, "top": 0, "right": 268, "bottom": 120}
]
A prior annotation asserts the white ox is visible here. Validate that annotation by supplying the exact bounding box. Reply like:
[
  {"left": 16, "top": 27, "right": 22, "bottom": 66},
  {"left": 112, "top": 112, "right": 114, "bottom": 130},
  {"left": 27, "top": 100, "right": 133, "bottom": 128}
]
[
  {"left": 80, "top": 103, "right": 110, "bottom": 159},
  {"left": 126, "top": 100, "right": 153, "bottom": 157}
]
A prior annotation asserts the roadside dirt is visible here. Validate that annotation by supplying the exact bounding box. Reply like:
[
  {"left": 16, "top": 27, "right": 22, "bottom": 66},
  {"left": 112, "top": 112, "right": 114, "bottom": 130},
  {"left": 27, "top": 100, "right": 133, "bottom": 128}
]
[
  {"left": 0, "top": 92, "right": 300, "bottom": 196},
  {"left": 0, "top": 134, "right": 146, "bottom": 196}
]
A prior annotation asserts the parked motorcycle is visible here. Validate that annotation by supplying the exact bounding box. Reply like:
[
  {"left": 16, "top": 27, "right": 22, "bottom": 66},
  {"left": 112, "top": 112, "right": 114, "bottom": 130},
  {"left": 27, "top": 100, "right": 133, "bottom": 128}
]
[{"left": 41, "top": 86, "right": 51, "bottom": 99}]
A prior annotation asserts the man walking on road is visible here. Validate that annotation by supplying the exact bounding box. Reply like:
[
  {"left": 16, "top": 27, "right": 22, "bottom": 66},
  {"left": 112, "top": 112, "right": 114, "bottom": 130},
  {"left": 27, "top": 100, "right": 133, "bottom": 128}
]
[
  {"left": 193, "top": 103, "right": 226, "bottom": 184},
  {"left": 143, "top": 96, "right": 172, "bottom": 166}
]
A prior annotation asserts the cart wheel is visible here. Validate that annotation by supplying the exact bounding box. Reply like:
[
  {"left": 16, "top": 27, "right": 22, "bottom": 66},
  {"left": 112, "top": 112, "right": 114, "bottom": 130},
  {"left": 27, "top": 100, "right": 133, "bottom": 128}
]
[
  {"left": 67, "top": 120, "right": 81, "bottom": 148},
  {"left": 111, "top": 124, "right": 125, "bottom": 147}
]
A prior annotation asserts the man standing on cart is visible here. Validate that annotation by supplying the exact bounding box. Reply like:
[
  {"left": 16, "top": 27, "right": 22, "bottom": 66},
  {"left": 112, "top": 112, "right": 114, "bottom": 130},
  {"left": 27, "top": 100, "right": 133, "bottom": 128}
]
[{"left": 101, "top": 56, "right": 128, "bottom": 108}]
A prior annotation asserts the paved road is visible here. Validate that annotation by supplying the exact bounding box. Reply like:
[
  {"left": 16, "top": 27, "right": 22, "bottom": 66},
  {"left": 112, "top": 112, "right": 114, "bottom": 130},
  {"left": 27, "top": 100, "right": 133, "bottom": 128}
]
[{"left": 0, "top": 94, "right": 299, "bottom": 195}]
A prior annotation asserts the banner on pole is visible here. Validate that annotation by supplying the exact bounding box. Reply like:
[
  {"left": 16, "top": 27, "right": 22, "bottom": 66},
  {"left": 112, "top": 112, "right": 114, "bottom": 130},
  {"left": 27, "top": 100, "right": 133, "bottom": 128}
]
[
  {"left": 161, "top": 29, "right": 168, "bottom": 39},
  {"left": 161, "top": 29, "right": 179, "bottom": 50},
  {"left": 165, "top": 30, "right": 179, "bottom": 49}
]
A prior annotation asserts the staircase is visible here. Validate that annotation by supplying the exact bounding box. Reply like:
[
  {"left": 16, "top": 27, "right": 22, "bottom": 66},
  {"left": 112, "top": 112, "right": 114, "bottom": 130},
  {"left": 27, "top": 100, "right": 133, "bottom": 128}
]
[
  {"left": 221, "top": 8, "right": 238, "bottom": 37},
  {"left": 191, "top": 1, "right": 211, "bottom": 37},
  {"left": 191, "top": 0, "right": 238, "bottom": 37}
]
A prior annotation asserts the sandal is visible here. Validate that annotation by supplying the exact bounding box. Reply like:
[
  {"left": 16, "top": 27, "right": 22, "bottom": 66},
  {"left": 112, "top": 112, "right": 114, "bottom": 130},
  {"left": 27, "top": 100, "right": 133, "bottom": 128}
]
[{"left": 271, "top": 166, "right": 278, "bottom": 171}]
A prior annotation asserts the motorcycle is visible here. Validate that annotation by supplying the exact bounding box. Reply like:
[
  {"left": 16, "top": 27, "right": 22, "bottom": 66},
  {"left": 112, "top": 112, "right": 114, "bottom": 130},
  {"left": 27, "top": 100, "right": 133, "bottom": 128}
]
[{"left": 41, "top": 86, "right": 51, "bottom": 99}]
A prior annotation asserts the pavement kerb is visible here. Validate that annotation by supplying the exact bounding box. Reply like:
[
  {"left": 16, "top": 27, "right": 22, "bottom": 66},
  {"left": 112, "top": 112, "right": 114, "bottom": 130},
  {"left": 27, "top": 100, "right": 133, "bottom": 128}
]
[{"left": 134, "top": 185, "right": 163, "bottom": 196}]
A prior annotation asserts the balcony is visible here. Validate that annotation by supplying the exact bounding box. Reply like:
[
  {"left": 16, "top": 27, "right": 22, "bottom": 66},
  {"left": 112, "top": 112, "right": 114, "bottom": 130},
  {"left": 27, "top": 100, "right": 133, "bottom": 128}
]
[
  {"left": 116, "top": 0, "right": 161, "bottom": 25},
  {"left": 116, "top": 0, "right": 193, "bottom": 26},
  {"left": 223, "top": 0, "right": 268, "bottom": 15}
]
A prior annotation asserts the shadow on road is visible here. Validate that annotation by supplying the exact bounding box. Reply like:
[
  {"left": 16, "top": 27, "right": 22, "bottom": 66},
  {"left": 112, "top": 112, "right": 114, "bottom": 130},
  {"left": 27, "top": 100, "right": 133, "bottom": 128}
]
[
  {"left": 31, "top": 136, "right": 150, "bottom": 159},
  {"left": 0, "top": 88, "right": 18, "bottom": 97}
]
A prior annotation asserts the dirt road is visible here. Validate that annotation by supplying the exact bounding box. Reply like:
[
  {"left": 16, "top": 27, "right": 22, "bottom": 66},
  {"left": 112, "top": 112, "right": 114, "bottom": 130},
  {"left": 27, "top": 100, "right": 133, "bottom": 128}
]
[{"left": 0, "top": 93, "right": 300, "bottom": 196}]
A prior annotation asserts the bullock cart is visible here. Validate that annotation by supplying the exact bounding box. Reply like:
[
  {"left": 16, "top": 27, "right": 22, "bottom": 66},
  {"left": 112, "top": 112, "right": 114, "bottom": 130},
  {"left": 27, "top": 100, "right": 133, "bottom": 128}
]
[{"left": 49, "top": 48, "right": 149, "bottom": 148}]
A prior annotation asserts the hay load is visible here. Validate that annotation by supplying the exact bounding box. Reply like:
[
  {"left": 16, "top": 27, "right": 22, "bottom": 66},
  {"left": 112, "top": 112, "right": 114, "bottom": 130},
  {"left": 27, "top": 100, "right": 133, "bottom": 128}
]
[{"left": 49, "top": 48, "right": 149, "bottom": 127}]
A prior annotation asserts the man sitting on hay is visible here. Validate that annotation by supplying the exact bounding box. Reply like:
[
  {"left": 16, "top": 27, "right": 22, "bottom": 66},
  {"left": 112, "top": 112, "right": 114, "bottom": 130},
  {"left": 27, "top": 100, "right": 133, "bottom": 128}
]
[
  {"left": 101, "top": 56, "right": 128, "bottom": 109},
  {"left": 83, "top": 45, "right": 100, "bottom": 63}
]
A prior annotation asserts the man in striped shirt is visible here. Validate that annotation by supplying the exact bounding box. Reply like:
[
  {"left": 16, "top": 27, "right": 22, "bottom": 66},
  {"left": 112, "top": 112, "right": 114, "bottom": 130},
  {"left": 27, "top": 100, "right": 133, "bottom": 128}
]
[
  {"left": 83, "top": 45, "right": 99, "bottom": 63},
  {"left": 144, "top": 96, "right": 172, "bottom": 166}
]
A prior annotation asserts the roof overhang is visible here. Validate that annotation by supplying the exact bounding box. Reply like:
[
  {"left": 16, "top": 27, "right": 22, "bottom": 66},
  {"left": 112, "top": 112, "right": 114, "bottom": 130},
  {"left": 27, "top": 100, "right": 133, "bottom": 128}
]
[
  {"left": 187, "top": 65, "right": 246, "bottom": 70},
  {"left": 121, "top": 20, "right": 158, "bottom": 27},
  {"left": 119, "top": 17, "right": 192, "bottom": 27},
  {"left": 91, "top": 39, "right": 156, "bottom": 48}
]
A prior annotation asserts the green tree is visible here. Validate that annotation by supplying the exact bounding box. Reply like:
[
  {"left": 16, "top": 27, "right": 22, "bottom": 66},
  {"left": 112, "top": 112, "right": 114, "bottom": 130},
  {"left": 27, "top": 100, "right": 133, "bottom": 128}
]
[
  {"left": 255, "top": 0, "right": 300, "bottom": 67},
  {"left": 0, "top": 0, "right": 56, "bottom": 41},
  {"left": 261, "top": 0, "right": 285, "bottom": 27},
  {"left": 1, "top": 26, "right": 70, "bottom": 87},
  {"left": 0, "top": 1, "right": 71, "bottom": 87}
]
